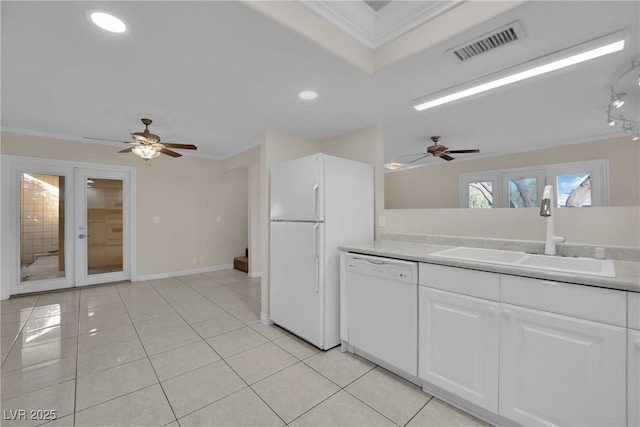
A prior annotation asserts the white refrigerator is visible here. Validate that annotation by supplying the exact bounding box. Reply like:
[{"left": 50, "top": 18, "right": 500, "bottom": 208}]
[{"left": 270, "top": 153, "right": 373, "bottom": 350}]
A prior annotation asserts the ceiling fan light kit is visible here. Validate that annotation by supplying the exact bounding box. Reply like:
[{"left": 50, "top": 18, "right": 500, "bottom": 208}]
[
  {"left": 85, "top": 118, "right": 198, "bottom": 161},
  {"left": 132, "top": 144, "right": 162, "bottom": 160},
  {"left": 412, "top": 31, "right": 627, "bottom": 112}
]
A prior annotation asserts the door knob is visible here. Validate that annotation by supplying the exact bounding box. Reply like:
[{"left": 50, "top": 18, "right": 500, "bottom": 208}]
[{"left": 78, "top": 234, "right": 89, "bottom": 239}]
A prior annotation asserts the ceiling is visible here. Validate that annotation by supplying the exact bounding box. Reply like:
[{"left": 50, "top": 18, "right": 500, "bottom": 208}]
[{"left": 2, "top": 1, "right": 639, "bottom": 166}]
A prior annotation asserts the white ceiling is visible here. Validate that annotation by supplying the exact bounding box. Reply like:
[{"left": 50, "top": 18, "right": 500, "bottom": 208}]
[{"left": 2, "top": 1, "right": 639, "bottom": 165}]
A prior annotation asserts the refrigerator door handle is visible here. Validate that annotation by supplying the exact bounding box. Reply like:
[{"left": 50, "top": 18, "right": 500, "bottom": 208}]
[
  {"left": 312, "top": 184, "right": 319, "bottom": 221},
  {"left": 313, "top": 223, "right": 320, "bottom": 293}
]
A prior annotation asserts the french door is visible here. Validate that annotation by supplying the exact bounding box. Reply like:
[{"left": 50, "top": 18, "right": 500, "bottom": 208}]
[{"left": 1, "top": 156, "right": 135, "bottom": 298}]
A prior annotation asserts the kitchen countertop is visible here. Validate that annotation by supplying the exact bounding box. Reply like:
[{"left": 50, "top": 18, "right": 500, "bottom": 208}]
[{"left": 339, "top": 240, "right": 640, "bottom": 293}]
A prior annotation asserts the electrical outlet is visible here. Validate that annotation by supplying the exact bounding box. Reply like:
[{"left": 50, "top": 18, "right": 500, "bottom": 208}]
[
  {"left": 192, "top": 257, "right": 197, "bottom": 264},
  {"left": 153, "top": 216, "right": 160, "bottom": 224},
  {"left": 216, "top": 216, "right": 221, "bottom": 223},
  {"left": 378, "top": 215, "right": 386, "bottom": 227}
]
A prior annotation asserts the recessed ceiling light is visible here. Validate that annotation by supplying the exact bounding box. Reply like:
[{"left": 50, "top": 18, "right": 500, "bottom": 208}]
[
  {"left": 89, "top": 11, "right": 127, "bottom": 33},
  {"left": 299, "top": 90, "right": 318, "bottom": 100}
]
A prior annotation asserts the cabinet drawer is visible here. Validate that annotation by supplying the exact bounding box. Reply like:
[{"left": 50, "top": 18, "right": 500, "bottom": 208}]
[
  {"left": 419, "top": 263, "right": 499, "bottom": 301},
  {"left": 500, "top": 275, "right": 626, "bottom": 326},
  {"left": 630, "top": 292, "right": 640, "bottom": 330}
]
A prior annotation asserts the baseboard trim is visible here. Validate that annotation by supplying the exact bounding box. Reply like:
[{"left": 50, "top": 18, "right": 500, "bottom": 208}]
[
  {"left": 135, "top": 264, "right": 234, "bottom": 282},
  {"left": 248, "top": 271, "right": 262, "bottom": 278},
  {"left": 260, "top": 312, "right": 273, "bottom": 325}
]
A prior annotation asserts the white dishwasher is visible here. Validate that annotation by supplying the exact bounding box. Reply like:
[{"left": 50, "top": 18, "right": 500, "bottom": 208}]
[{"left": 341, "top": 253, "right": 418, "bottom": 377}]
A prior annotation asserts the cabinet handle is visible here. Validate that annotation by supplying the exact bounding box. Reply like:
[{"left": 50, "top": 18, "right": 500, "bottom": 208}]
[{"left": 502, "top": 309, "right": 512, "bottom": 319}]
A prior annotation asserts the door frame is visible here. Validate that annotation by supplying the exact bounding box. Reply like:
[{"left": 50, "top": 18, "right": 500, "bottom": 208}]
[
  {"left": 75, "top": 167, "right": 132, "bottom": 287},
  {"left": 1, "top": 155, "right": 137, "bottom": 299}
]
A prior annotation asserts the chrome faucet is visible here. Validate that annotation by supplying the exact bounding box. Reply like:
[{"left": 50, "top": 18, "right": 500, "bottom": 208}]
[{"left": 540, "top": 185, "right": 565, "bottom": 255}]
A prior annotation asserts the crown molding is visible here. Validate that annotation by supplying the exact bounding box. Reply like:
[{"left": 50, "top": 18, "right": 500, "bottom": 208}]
[{"left": 300, "top": 0, "right": 465, "bottom": 49}]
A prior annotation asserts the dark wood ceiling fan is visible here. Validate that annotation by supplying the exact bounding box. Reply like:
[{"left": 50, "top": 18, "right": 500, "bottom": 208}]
[
  {"left": 84, "top": 118, "right": 198, "bottom": 159},
  {"left": 401, "top": 136, "right": 479, "bottom": 163}
]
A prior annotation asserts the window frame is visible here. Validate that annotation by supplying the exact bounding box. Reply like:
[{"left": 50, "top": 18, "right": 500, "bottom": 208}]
[{"left": 459, "top": 159, "right": 609, "bottom": 208}]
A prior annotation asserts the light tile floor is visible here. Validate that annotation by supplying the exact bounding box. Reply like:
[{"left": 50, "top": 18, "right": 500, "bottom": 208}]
[{"left": 1, "top": 269, "right": 489, "bottom": 427}]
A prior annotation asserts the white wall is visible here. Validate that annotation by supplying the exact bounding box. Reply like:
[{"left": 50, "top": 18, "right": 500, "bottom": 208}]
[
  {"left": 1, "top": 132, "right": 251, "bottom": 280},
  {"left": 224, "top": 146, "right": 261, "bottom": 277},
  {"left": 382, "top": 207, "right": 640, "bottom": 247}
]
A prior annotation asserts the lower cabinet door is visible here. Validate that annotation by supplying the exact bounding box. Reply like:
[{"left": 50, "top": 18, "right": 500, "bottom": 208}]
[
  {"left": 499, "top": 303, "right": 626, "bottom": 427},
  {"left": 418, "top": 287, "right": 499, "bottom": 412},
  {"left": 630, "top": 329, "right": 640, "bottom": 427}
]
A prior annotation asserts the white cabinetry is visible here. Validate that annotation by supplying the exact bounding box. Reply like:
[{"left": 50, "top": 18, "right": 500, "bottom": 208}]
[
  {"left": 630, "top": 329, "right": 640, "bottom": 427},
  {"left": 499, "top": 303, "right": 626, "bottom": 426},
  {"left": 418, "top": 287, "right": 499, "bottom": 411},
  {"left": 499, "top": 275, "right": 627, "bottom": 427},
  {"left": 630, "top": 292, "right": 640, "bottom": 427}
]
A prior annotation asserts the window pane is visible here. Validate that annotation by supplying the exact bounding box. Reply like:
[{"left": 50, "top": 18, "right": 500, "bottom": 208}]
[
  {"left": 20, "top": 174, "right": 65, "bottom": 282},
  {"left": 557, "top": 174, "right": 591, "bottom": 207},
  {"left": 508, "top": 178, "right": 538, "bottom": 208},
  {"left": 469, "top": 181, "right": 493, "bottom": 208},
  {"left": 87, "top": 178, "right": 124, "bottom": 275}
]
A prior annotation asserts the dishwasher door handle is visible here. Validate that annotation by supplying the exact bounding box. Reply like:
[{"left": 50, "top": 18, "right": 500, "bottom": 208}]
[{"left": 351, "top": 257, "right": 387, "bottom": 266}]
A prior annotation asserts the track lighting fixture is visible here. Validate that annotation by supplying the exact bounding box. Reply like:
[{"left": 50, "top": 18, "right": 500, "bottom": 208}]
[
  {"left": 611, "top": 92, "right": 625, "bottom": 108},
  {"left": 606, "top": 60, "right": 639, "bottom": 140}
]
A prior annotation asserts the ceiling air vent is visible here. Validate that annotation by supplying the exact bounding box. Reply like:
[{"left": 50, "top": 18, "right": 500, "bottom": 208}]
[{"left": 447, "top": 21, "right": 526, "bottom": 62}]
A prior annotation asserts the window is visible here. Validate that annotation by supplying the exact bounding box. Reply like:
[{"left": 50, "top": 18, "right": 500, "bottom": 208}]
[
  {"left": 460, "top": 159, "right": 608, "bottom": 208},
  {"left": 468, "top": 181, "right": 494, "bottom": 208}
]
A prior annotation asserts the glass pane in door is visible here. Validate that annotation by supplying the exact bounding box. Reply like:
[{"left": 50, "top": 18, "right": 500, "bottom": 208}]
[
  {"left": 20, "top": 174, "right": 65, "bottom": 282},
  {"left": 87, "top": 178, "right": 123, "bottom": 275}
]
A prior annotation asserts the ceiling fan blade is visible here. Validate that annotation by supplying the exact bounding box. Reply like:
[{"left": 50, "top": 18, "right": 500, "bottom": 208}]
[
  {"left": 399, "top": 153, "right": 428, "bottom": 157},
  {"left": 407, "top": 155, "right": 430, "bottom": 164},
  {"left": 160, "top": 148, "right": 182, "bottom": 158},
  {"left": 84, "top": 136, "right": 131, "bottom": 144},
  {"left": 448, "top": 149, "right": 480, "bottom": 154},
  {"left": 118, "top": 147, "right": 134, "bottom": 153},
  {"left": 162, "top": 143, "right": 198, "bottom": 150},
  {"left": 440, "top": 154, "right": 455, "bottom": 161}
]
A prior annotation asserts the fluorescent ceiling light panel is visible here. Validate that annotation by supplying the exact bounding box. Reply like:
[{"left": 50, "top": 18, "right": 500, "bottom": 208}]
[{"left": 413, "top": 33, "right": 626, "bottom": 112}]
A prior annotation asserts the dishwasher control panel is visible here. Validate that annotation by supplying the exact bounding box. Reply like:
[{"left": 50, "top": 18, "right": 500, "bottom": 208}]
[{"left": 344, "top": 253, "right": 417, "bottom": 285}]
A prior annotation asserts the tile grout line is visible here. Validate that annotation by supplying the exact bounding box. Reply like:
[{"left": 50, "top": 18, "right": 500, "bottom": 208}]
[
  {"left": 137, "top": 277, "right": 256, "bottom": 423},
  {"left": 402, "top": 396, "right": 434, "bottom": 427},
  {"left": 180, "top": 274, "right": 398, "bottom": 425},
  {"left": 114, "top": 283, "right": 180, "bottom": 425},
  {"left": 169, "top": 274, "right": 288, "bottom": 426},
  {"left": 175, "top": 275, "right": 257, "bottom": 325},
  {"left": 1, "top": 294, "right": 41, "bottom": 368},
  {"left": 72, "top": 293, "right": 81, "bottom": 427}
]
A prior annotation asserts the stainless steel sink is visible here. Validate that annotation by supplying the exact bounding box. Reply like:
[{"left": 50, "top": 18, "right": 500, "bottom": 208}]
[{"left": 430, "top": 247, "right": 616, "bottom": 277}]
